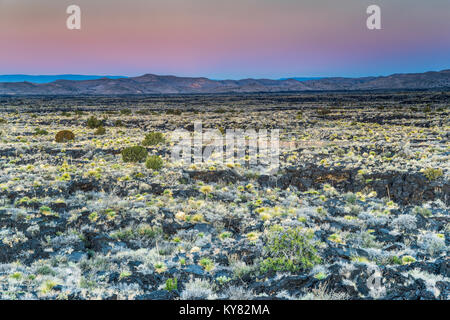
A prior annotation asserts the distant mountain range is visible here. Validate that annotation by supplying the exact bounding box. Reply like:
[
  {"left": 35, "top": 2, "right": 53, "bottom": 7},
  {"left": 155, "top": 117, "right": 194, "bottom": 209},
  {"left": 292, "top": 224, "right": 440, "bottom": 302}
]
[
  {"left": 279, "top": 77, "right": 325, "bottom": 81},
  {"left": 0, "top": 75, "right": 323, "bottom": 83},
  {"left": 0, "top": 70, "right": 448, "bottom": 95},
  {"left": 0, "top": 74, "right": 125, "bottom": 83}
]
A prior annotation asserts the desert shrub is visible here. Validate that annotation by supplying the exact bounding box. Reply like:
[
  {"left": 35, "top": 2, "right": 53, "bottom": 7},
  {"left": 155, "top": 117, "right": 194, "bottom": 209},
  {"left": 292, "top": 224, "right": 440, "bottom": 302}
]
[
  {"left": 351, "top": 230, "right": 380, "bottom": 249},
  {"left": 420, "top": 233, "right": 445, "bottom": 256},
  {"left": 36, "top": 265, "right": 56, "bottom": 276},
  {"left": 55, "top": 130, "right": 75, "bottom": 143},
  {"left": 74, "top": 110, "right": 85, "bottom": 116},
  {"left": 40, "top": 280, "right": 58, "bottom": 294},
  {"left": 142, "top": 132, "right": 165, "bottom": 146},
  {"left": 0, "top": 118, "right": 7, "bottom": 124},
  {"left": 180, "top": 278, "right": 216, "bottom": 300},
  {"left": 216, "top": 126, "right": 225, "bottom": 135},
  {"left": 391, "top": 214, "right": 417, "bottom": 232},
  {"left": 166, "top": 109, "right": 182, "bottom": 115},
  {"left": 121, "top": 146, "right": 148, "bottom": 163},
  {"left": 345, "top": 192, "right": 358, "bottom": 204},
  {"left": 165, "top": 278, "right": 178, "bottom": 292},
  {"left": 146, "top": 155, "right": 163, "bottom": 170},
  {"left": 422, "top": 168, "right": 443, "bottom": 181},
  {"left": 199, "top": 258, "right": 215, "bottom": 271},
  {"left": 94, "top": 126, "right": 106, "bottom": 135},
  {"left": 86, "top": 116, "right": 103, "bottom": 129},
  {"left": 413, "top": 206, "right": 432, "bottom": 217},
  {"left": 401, "top": 256, "right": 416, "bottom": 265},
  {"left": 114, "top": 120, "right": 124, "bottom": 127},
  {"left": 300, "top": 282, "right": 349, "bottom": 300},
  {"left": 317, "top": 108, "right": 331, "bottom": 116},
  {"left": 224, "top": 286, "right": 254, "bottom": 300},
  {"left": 34, "top": 128, "right": 48, "bottom": 135},
  {"left": 120, "top": 108, "right": 132, "bottom": 115},
  {"left": 260, "top": 226, "right": 321, "bottom": 273},
  {"left": 111, "top": 224, "right": 161, "bottom": 240},
  {"left": 229, "top": 259, "right": 255, "bottom": 279}
]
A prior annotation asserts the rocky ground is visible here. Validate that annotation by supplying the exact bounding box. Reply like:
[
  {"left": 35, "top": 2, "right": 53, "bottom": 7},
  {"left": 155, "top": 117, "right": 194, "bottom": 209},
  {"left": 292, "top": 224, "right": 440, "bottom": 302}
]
[{"left": 0, "top": 91, "right": 448, "bottom": 300}]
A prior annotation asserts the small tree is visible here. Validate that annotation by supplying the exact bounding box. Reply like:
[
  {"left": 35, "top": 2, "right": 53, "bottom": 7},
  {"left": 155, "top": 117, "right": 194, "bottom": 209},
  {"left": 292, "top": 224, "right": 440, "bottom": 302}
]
[
  {"left": 121, "top": 146, "right": 148, "bottom": 163},
  {"left": 142, "top": 132, "right": 165, "bottom": 146},
  {"left": 146, "top": 155, "right": 163, "bottom": 170},
  {"left": 260, "top": 226, "right": 321, "bottom": 273},
  {"left": 87, "top": 116, "right": 103, "bottom": 129},
  {"left": 55, "top": 130, "right": 75, "bottom": 143}
]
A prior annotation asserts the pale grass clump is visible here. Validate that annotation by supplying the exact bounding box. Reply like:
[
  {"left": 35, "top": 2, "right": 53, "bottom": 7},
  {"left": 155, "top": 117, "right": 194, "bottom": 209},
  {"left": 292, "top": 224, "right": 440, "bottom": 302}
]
[
  {"left": 180, "top": 278, "right": 217, "bottom": 300},
  {"left": 300, "top": 282, "right": 350, "bottom": 300},
  {"left": 391, "top": 214, "right": 417, "bottom": 232},
  {"left": 223, "top": 286, "right": 254, "bottom": 300},
  {"left": 419, "top": 233, "right": 446, "bottom": 256}
]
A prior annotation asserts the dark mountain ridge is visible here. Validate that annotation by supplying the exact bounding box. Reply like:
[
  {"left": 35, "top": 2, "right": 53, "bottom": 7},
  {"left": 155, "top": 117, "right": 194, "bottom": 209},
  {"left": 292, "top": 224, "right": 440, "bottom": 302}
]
[{"left": 0, "top": 70, "right": 449, "bottom": 95}]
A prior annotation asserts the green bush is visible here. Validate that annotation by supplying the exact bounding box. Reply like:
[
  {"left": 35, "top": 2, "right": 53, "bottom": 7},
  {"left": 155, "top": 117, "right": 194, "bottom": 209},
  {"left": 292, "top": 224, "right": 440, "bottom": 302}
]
[
  {"left": 142, "top": 132, "right": 165, "bottom": 146},
  {"left": 120, "top": 108, "right": 132, "bottom": 115},
  {"left": 413, "top": 206, "right": 432, "bottom": 217},
  {"left": 423, "top": 168, "right": 443, "bottom": 181},
  {"left": 114, "top": 120, "right": 124, "bottom": 127},
  {"left": 260, "top": 226, "right": 321, "bottom": 273},
  {"left": 94, "top": 126, "right": 106, "bottom": 135},
  {"left": 121, "top": 146, "right": 148, "bottom": 163},
  {"left": 86, "top": 116, "right": 103, "bottom": 129},
  {"left": 55, "top": 130, "right": 75, "bottom": 143},
  {"left": 34, "top": 128, "right": 48, "bottom": 135},
  {"left": 216, "top": 126, "right": 225, "bottom": 135},
  {"left": 146, "top": 155, "right": 163, "bottom": 170},
  {"left": 165, "top": 278, "right": 178, "bottom": 292},
  {"left": 166, "top": 109, "right": 182, "bottom": 116},
  {"left": 317, "top": 108, "right": 331, "bottom": 116}
]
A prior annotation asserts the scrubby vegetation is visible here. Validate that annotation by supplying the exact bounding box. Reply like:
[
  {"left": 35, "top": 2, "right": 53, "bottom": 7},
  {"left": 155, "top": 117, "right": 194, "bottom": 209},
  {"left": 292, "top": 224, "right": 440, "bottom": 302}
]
[
  {"left": 260, "top": 226, "right": 321, "bottom": 273},
  {"left": 121, "top": 146, "right": 148, "bottom": 163},
  {"left": 94, "top": 126, "right": 106, "bottom": 136},
  {"left": 142, "top": 132, "right": 165, "bottom": 146},
  {"left": 55, "top": 130, "right": 75, "bottom": 142},
  {"left": 146, "top": 155, "right": 164, "bottom": 171},
  {"left": 86, "top": 116, "right": 103, "bottom": 129},
  {"left": 0, "top": 92, "right": 448, "bottom": 300}
]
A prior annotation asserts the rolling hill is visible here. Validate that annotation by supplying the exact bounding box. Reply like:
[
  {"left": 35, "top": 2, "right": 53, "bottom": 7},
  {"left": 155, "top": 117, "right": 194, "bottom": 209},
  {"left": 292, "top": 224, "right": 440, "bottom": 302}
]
[{"left": 0, "top": 70, "right": 449, "bottom": 95}]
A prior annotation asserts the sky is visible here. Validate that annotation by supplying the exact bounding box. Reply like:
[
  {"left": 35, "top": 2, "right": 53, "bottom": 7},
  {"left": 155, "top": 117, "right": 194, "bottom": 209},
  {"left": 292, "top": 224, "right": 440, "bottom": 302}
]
[{"left": 0, "top": 0, "right": 449, "bottom": 79}]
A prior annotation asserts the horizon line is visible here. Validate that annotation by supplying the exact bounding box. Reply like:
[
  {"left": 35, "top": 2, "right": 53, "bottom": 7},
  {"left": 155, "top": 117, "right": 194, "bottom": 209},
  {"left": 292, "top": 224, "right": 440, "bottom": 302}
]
[{"left": 0, "top": 68, "right": 449, "bottom": 83}]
